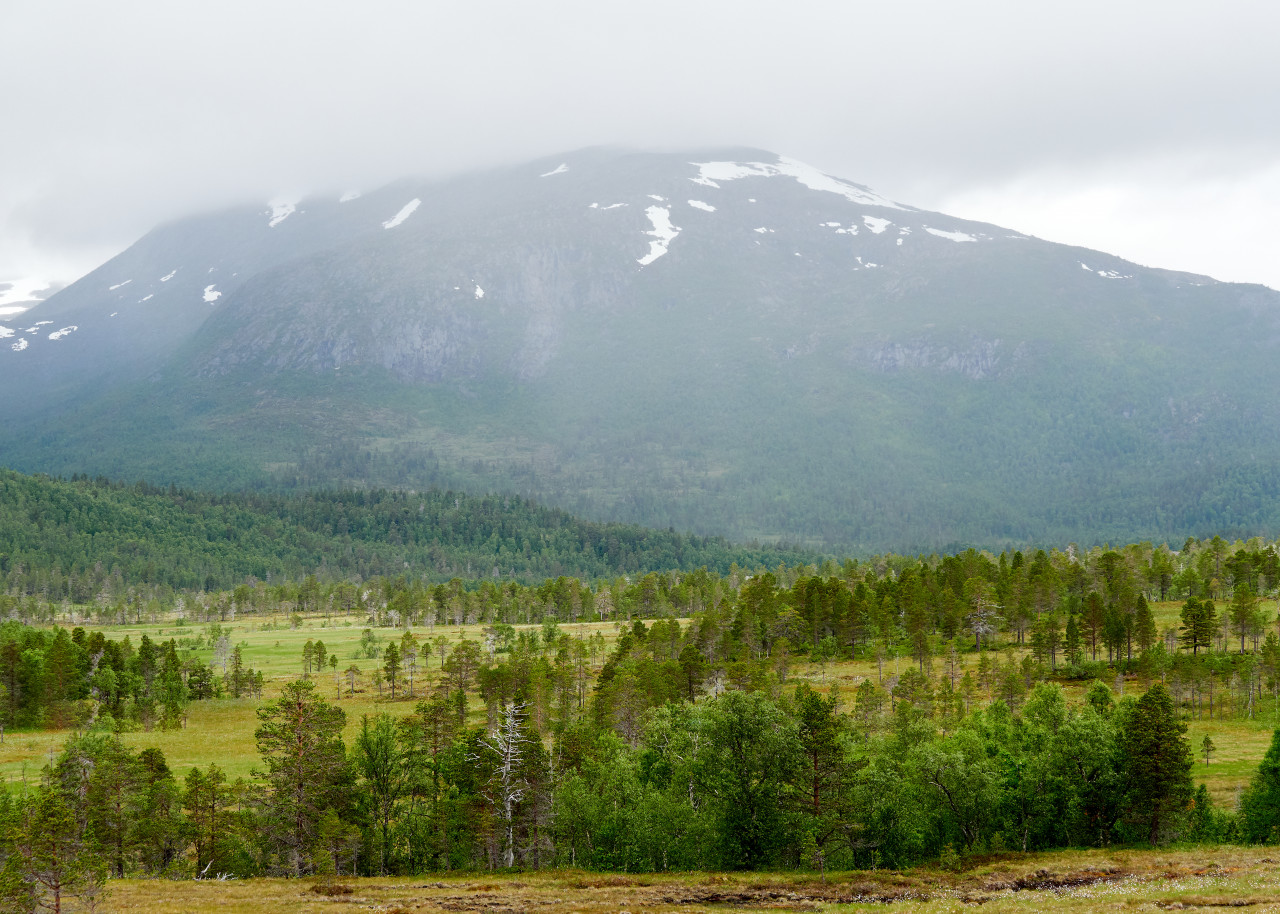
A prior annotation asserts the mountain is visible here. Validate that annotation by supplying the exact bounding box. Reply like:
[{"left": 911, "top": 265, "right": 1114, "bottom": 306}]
[{"left": 2, "top": 146, "right": 1279, "bottom": 551}]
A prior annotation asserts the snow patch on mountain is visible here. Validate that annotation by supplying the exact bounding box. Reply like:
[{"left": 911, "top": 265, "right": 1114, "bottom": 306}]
[
  {"left": 688, "top": 200, "right": 716, "bottom": 212},
  {"left": 474, "top": 285, "right": 485, "bottom": 300},
  {"left": 268, "top": 198, "right": 298, "bottom": 228},
  {"left": 203, "top": 285, "right": 222, "bottom": 303},
  {"left": 540, "top": 163, "right": 569, "bottom": 177},
  {"left": 925, "top": 227, "right": 977, "bottom": 243},
  {"left": 863, "top": 216, "right": 891, "bottom": 234},
  {"left": 48, "top": 326, "right": 78, "bottom": 340},
  {"left": 754, "top": 227, "right": 774, "bottom": 234},
  {"left": 0, "top": 326, "right": 12, "bottom": 339},
  {"left": 383, "top": 199, "right": 421, "bottom": 229},
  {"left": 140, "top": 294, "right": 153, "bottom": 302},
  {"left": 690, "top": 157, "right": 904, "bottom": 210},
  {"left": 1080, "top": 262, "right": 1132, "bottom": 279},
  {"left": 339, "top": 191, "right": 361, "bottom": 203},
  {"left": 637, "top": 207, "right": 680, "bottom": 266},
  {"left": 109, "top": 279, "right": 132, "bottom": 291},
  {"left": 11, "top": 338, "right": 28, "bottom": 351},
  {"left": 27, "top": 322, "right": 51, "bottom": 332},
  {"left": 160, "top": 270, "right": 177, "bottom": 282}
]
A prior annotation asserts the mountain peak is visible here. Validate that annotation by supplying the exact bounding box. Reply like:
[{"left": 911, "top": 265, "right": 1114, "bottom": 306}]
[{"left": 2, "top": 148, "right": 1277, "bottom": 551}]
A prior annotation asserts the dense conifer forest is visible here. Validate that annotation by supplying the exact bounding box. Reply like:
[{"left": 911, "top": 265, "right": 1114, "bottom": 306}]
[{"left": 0, "top": 468, "right": 814, "bottom": 592}]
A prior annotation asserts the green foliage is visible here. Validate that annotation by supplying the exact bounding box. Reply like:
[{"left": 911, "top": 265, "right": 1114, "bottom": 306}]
[
  {"left": 0, "top": 468, "right": 816, "bottom": 593},
  {"left": 0, "top": 622, "right": 194, "bottom": 732},
  {"left": 253, "top": 679, "right": 350, "bottom": 875},
  {"left": 1121, "top": 684, "right": 1194, "bottom": 844},
  {"left": 694, "top": 691, "right": 803, "bottom": 869},
  {"left": 1241, "top": 729, "right": 1280, "bottom": 843}
]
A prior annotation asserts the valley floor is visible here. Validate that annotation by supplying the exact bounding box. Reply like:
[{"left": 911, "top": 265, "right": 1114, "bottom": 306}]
[{"left": 103, "top": 848, "right": 1280, "bottom": 913}]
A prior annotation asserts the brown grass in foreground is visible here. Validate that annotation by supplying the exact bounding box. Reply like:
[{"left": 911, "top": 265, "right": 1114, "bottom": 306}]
[{"left": 101, "top": 847, "right": 1280, "bottom": 913}]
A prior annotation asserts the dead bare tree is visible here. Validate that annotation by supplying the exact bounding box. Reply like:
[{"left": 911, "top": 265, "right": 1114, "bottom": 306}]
[{"left": 473, "top": 702, "right": 529, "bottom": 868}]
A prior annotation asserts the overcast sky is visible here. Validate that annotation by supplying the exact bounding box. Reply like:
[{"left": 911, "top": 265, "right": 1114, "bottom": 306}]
[{"left": 4, "top": 0, "right": 1280, "bottom": 296}]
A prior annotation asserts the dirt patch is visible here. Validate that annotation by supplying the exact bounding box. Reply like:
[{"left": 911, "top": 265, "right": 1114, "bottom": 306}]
[
  {"left": 981, "top": 866, "right": 1129, "bottom": 892},
  {"left": 311, "top": 882, "right": 355, "bottom": 896},
  {"left": 657, "top": 889, "right": 820, "bottom": 908}
]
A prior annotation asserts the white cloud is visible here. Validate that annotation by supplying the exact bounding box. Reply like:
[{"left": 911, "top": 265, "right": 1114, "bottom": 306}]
[
  {"left": 1, "top": 1, "right": 1279, "bottom": 288},
  {"left": 938, "top": 157, "right": 1280, "bottom": 289}
]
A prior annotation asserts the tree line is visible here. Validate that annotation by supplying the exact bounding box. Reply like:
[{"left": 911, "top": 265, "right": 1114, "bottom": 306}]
[{"left": 15, "top": 665, "right": 1280, "bottom": 904}]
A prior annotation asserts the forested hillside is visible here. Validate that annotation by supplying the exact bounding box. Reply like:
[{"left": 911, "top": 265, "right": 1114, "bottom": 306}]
[{"left": 0, "top": 469, "right": 813, "bottom": 593}]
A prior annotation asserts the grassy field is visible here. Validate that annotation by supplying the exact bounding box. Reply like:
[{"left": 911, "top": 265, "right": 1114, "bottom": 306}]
[
  {"left": 99, "top": 847, "right": 1280, "bottom": 912},
  {"left": 1, "top": 613, "right": 624, "bottom": 785},
  {"left": 2, "top": 600, "right": 1277, "bottom": 810}
]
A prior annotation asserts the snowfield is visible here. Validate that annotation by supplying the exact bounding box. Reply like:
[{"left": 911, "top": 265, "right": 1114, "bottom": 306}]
[{"left": 637, "top": 207, "right": 680, "bottom": 266}]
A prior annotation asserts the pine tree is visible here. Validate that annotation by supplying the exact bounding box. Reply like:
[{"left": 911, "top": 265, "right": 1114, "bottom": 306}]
[
  {"left": 1231, "top": 585, "right": 1259, "bottom": 654},
  {"left": 1134, "top": 596, "right": 1158, "bottom": 653},
  {"left": 1064, "top": 614, "right": 1083, "bottom": 666},
  {"left": 254, "top": 679, "right": 349, "bottom": 875},
  {"left": 1201, "top": 734, "right": 1216, "bottom": 766},
  {"left": 229, "top": 645, "right": 245, "bottom": 699},
  {"left": 184, "top": 764, "right": 231, "bottom": 876},
  {"left": 382, "top": 642, "right": 401, "bottom": 700},
  {"left": 1180, "top": 598, "right": 1216, "bottom": 656},
  {"left": 1, "top": 786, "right": 106, "bottom": 914},
  {"left": 1082, "top": 592, "right": 1105, "bottom": 661}
]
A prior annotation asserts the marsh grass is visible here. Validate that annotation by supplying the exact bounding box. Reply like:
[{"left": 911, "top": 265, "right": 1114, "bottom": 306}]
[
  {"left": 99, "top": 848, "right": 1280, "bottom": 913},
  {"left": 0, "top": 616, "right": 622, "bottom": 784}
]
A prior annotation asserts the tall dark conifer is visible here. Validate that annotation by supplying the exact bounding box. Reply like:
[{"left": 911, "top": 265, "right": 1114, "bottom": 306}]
[{"left": 1122, "top": 683, "right": 1193, "bottom": 844}]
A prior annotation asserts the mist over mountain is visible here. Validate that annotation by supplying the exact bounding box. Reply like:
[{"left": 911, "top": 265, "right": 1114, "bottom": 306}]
[{"left": 2, "top": 147, "right": 1278, "bottom": 552}]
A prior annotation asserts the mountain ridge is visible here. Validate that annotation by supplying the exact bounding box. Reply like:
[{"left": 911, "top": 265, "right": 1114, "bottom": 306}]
[{"left": 1, "top": 147, "right": 1277, "bottom": 551}]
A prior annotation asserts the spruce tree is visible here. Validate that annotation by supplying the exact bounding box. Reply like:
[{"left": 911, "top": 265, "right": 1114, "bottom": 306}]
[
  {"left": 1122, "top": 683, "right": 1193, "bottom": 844},
  {"left": 1241, "top": 728, "right": 1280, "bottom": 842}
]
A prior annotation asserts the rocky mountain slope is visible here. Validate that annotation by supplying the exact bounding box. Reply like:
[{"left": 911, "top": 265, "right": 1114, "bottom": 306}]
[{"left": 2, "top": 147, "right": 1278, "bottom": 551}]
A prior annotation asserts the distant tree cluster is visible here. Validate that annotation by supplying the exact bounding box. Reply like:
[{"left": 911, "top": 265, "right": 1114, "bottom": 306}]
[{"left": 0, "top": 622, "right": 265, "bottom": 733}]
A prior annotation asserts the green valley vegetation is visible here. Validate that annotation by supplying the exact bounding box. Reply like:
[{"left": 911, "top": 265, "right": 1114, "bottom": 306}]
[
  {"left": 0, "top": 665, "right": 1247, "bottom": 896},
  {"left": 7, "top": 532, "right": 1280, "bottom": 895}
]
